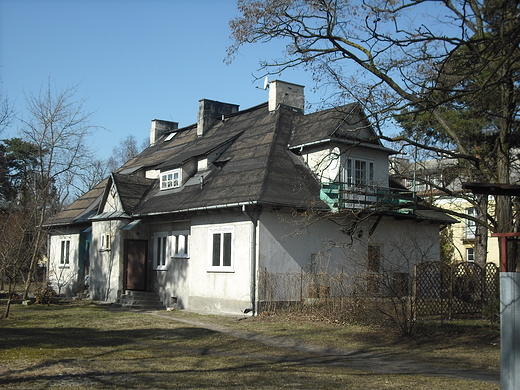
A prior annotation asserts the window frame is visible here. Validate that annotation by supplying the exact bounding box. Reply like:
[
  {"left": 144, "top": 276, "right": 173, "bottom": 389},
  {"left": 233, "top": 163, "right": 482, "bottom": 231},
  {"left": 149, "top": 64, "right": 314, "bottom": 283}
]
[
  {"left": 466, "top": 247, "right": 475, "bottom": 262},
  {"left": 465, "top": 207, "right": 477, "bottom": 239},
  {"left": 160, "top": 168, "right": 182, "bottom": 190},
  {"left": 344, "top": 157, "right": 374, "bottom": 188},
  {"left": 153, "top": 231, "right": 169, "bottom": 270},
  {"left": 60, "top": 239, "right": 71, "bottom": 268},
  {"left": 208, "top": 227, "right": 234, "bottom": 272},
  {"left": 171, "top": 230, "right": 190, "bottom": 259},
  {"left": 100, "top": 232, "right": 111, "bottom": 252}
]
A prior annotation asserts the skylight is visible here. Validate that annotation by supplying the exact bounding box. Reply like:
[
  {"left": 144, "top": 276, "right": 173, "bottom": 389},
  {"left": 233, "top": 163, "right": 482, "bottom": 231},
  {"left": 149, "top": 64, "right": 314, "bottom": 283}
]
[{"left": 164, "top": 132, "right": 177, "bottom": 141}]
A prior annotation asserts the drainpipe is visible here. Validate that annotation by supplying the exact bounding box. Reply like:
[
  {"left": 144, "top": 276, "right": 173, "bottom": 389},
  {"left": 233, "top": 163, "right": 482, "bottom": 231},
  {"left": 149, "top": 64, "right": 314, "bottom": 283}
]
[{"left": 242, "top": 205, "right": 259, "bottom": 315}]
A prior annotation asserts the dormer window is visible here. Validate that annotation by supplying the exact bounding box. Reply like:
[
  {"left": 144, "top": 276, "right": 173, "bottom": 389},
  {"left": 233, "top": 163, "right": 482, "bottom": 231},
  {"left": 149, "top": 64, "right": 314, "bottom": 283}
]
[{"left": 160, "top": 168, "right": 181, "bottom": 190}]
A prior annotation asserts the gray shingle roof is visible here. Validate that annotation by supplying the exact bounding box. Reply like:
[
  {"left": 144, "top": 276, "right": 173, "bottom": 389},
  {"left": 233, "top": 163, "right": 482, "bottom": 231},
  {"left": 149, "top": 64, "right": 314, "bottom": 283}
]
[
  {"left": 289, "top": 103, "right": 395, "bottom": 154},
  {"left": 132, "top": 104, "right": 325, "bottom": 215},
  {"left": 45, "top": 99, "right": 449, "bottom": 226},
  {"left": 111, "top": 173, "right": 155, "bottom": 214},
  {"left": 44, "top": 179, "right": 107, "bottom": 226}
]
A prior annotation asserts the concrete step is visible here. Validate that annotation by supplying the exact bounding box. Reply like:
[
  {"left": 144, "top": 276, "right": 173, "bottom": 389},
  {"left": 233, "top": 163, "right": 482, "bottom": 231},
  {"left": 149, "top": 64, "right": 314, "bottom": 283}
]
[{"left": 118, "top": 290, "right": 165, "bottom": 310}]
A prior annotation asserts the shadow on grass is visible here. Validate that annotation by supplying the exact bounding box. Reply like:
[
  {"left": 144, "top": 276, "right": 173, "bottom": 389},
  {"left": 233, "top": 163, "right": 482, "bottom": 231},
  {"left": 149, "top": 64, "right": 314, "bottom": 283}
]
[
  {"left": 0, "top": 324, "right": 218, "bottom": 350},
  {"left": 0, "top": 303, "right": 500, "bottom": 389}
]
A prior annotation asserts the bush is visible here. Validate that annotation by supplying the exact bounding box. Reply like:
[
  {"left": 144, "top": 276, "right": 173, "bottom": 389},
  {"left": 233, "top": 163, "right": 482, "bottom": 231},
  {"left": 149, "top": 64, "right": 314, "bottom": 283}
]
[{"left": 34, "top": 284, "right": 57, "bottom": 305}]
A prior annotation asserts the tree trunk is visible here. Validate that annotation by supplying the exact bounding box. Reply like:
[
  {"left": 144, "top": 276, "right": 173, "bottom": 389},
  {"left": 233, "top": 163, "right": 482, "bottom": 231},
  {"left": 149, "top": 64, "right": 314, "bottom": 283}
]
[
  {"left": 474, "top": 194, "right": 488, "bottom": 268},
  {"left": 23, "top": 209, "right": 46, "bottom": 299}
]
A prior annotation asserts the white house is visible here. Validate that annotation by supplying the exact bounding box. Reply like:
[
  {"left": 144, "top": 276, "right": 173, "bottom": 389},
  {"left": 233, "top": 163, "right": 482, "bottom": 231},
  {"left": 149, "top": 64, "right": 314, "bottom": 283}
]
[{"left": 45, "top": 80, "right": 455, "bottom": 315}]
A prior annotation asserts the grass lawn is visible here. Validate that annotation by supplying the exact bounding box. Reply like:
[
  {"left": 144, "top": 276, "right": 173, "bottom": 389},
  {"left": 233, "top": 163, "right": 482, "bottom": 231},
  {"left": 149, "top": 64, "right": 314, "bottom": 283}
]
[{"left": 0, "top": 302, "right": 499, "bottom": 389}]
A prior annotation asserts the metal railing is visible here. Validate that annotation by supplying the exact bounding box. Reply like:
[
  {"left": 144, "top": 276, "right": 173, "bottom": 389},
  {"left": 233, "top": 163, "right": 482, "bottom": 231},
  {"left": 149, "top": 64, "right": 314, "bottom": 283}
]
[{"left": 320, "top": 182, "right": 417, "bottom": 212}]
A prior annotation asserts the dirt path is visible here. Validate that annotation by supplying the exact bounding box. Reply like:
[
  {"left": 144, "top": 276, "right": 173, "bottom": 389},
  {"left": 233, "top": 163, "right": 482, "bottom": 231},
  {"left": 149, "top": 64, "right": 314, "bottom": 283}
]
[{"left": 146, "top": 311, "right": 500, "bottom": 385}]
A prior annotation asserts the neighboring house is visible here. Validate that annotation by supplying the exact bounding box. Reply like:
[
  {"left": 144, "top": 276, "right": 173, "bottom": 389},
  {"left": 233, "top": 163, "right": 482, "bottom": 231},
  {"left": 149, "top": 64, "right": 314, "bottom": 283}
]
[
  {"left": 391, "top": 157, "right": 500, "bottom": 265},
  {"left": 45, "top": 80, "right": 455, "bottom": 315}
]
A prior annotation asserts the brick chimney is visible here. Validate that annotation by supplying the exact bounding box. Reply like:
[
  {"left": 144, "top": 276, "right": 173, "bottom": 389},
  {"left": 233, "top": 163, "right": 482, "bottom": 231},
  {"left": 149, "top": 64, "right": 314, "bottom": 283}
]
[
  {"left": 197, "top": 99, "right": 239, "bottom": 136},
  {"left": 268, "top": 80, "right": 304, "bottom": 112},
  {"left": 150, "top": 119, "right": 178, "bottom": 145}
]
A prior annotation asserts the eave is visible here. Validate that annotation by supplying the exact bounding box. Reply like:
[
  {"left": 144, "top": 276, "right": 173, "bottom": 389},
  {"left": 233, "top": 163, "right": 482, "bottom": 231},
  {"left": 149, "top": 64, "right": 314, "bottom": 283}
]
[{"left": 289, "top": 137, "right": 397, "bottom": 155}]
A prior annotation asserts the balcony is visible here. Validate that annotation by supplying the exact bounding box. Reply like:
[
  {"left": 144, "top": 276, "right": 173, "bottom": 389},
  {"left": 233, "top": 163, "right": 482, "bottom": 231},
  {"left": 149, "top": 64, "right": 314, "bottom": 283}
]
[{"left": 320, "top": 182, "right": 417, "bottom": 213}]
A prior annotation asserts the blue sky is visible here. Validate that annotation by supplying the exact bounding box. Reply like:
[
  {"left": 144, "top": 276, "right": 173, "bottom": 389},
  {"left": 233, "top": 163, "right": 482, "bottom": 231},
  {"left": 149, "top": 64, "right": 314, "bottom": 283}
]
[{"left": 0, "top": 0, "right": 318, "bottom": 160}]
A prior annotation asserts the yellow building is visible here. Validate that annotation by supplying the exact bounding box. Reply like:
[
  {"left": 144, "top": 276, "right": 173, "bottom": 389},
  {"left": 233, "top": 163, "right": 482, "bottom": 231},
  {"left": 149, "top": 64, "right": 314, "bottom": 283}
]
[{"left": 435, "top": 197, "right": 499, "bottom": 265}]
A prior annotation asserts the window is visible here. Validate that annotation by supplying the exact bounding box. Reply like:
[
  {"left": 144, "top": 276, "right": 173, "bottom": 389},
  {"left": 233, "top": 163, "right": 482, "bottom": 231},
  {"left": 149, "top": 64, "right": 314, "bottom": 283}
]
[
  {"left": 160, "top": 168, "right": 181, "bottom": 190},
  {"left": 60, "top": 239, "right": 70, "bottom": 267},
  {"left": 154, "top": 232, "right": 169, "bottom": 270},
  {"left": 209, "top": 228, "right": 233, "bottom": 271},
  {"left": 465, "top": 207, "right": 477, "bottom": 239},
  {"left": 100, "top": 233, "right": 111, "bottom": 251},
  {"left": 466, "top": 247, "right": 475, "bottom": 262},
  {"left": 171, "top": 231, "right": 189, "bottom": 258},
  {"left": 345, "top": 157, "right": 374, "bottom": 187}
]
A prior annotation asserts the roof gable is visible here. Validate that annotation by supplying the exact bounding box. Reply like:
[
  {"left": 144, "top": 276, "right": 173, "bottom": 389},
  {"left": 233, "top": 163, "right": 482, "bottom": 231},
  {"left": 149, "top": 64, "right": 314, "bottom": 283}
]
[
  {"left": 96, "top": 173, "right": 155, "bottom": 217},
  {"left": 289, "top": 103, "right": 394, "bottom": 154}
]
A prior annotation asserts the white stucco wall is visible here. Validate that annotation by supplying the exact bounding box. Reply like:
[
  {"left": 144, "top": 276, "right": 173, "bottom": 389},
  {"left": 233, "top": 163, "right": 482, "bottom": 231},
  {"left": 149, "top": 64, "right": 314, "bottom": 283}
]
[
  {"left": 187, "top": 213, "right": 254, "bottom": 315},
  {"left": 257, "top": 209, "right": 441, "bottom": 300},
  {"left": 48, "top": 232, "right": 81, "bottom": 296},
  {"left": 90, "top": 220, "right": 124, "bottom": 302},
  {"left": 147, "top": 212, "right": 254, "bottom": 315},
  {"left": 302, "top": 144, "right": 390, "bottom": 187}
]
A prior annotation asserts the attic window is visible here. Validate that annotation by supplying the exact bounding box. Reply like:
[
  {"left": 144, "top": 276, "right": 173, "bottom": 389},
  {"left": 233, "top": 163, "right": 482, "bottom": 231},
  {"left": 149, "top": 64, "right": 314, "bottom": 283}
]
[
  {"left": 160, "top": 168, "right": 181, "bottom": 190},
  {"left": 164, "top": 132, "right": 177, "bottom": 141}
]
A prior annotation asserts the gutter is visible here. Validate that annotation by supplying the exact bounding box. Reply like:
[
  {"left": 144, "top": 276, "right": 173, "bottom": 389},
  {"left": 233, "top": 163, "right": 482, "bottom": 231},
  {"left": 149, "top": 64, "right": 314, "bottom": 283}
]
[
  {"left": 134, "top": 200, "right": 286, "bottom": 217},
  {"left": 242, "top": 204, "right": 260, "bottom": 316},
  {"left": 289, "top": 138, "right": 396, "bottom": 154}
]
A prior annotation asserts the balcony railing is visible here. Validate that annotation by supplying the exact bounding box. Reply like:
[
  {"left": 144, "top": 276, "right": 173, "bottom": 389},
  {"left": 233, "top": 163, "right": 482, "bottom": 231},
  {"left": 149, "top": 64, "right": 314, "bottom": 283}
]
[{"left": 320, "top": 182, "right": 417, "bottom": 213}]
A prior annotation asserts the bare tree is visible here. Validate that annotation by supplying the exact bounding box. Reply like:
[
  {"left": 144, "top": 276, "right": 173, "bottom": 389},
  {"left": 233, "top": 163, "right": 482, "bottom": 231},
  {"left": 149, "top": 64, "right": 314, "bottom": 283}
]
[
  {"left": 67, "top": 158, "right": 108, "bottom": 200},
  {"left": 0, "top": 91, "right": 14, "bottom": 135},
  {"left": 19, "top": 82, "right": 98, "bottom": 298},
  {"left": 0, "top": 210, "right": 33, "bottom": 317},
  {"left": 107, "top": 135, "right": 141, "bottom": 172},
  {"left": 229, "top": 0, "right": 520, "bottom": 264}
]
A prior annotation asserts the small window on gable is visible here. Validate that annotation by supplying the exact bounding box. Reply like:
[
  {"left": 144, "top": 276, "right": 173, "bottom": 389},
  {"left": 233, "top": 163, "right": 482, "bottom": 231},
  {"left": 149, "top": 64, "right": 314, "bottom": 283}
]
[
  {"left": 160, "top": 168, "right": 181, "bottom": 190},
  {"left": 100, "top": 233, "right": 111, "bottom": 251},
  {"left": 60, "top": 239, "right": 70, "bottom": 267}
]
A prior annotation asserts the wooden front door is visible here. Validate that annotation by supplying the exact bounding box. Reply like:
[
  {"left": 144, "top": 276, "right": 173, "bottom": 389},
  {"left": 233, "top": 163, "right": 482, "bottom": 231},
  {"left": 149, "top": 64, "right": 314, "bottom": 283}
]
[{"left": 124, "top": 240, "right": 147, "bottom": 291}]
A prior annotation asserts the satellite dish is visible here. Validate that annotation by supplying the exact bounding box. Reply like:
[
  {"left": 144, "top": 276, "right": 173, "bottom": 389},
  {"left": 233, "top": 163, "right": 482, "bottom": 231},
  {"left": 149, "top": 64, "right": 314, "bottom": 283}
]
[{"left": 263, "top": 76, "right": 269, "bottom": 90}]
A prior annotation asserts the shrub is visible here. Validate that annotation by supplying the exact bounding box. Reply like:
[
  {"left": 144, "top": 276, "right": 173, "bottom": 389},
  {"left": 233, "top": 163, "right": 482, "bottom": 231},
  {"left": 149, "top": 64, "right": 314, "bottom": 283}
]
[{"left": 34, "top": 284, "right": 57, "bottom": 305}]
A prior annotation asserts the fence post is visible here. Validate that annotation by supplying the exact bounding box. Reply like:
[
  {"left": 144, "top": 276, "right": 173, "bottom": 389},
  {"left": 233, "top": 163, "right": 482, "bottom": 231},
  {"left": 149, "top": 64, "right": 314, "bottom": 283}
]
[
  {"left": 448, "top": 263, "right": 453, "bottom": 320},
  {"left": 300, "top": 268, "right": 303, "bottom": 302},
  {"left": 413, "top": 264, "right": 418, "bottom": 321},
  {"left": 501, "top": 272, "right": 520, "bottom": 390}
]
